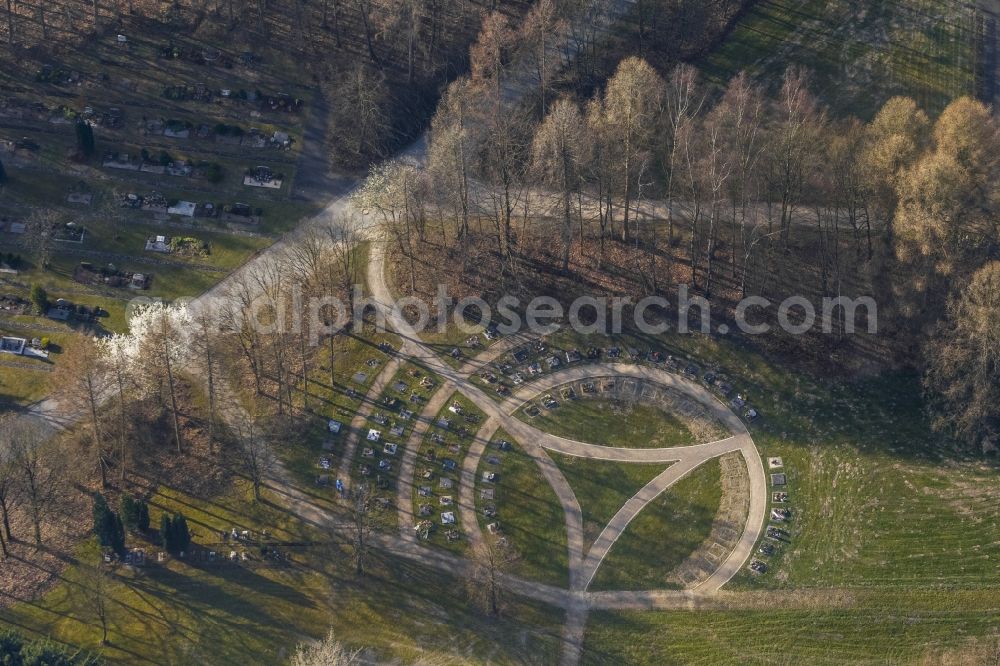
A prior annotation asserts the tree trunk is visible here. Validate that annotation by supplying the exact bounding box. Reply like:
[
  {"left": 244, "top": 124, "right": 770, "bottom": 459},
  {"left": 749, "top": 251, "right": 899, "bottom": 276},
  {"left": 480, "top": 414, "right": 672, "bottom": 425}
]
[
  {"left": 87, "top": 380, "right": 107, "bottom": 489},
  {"left": 561, "top": 186, "right": 572, "bottom": 272},
  {"left": 705, "top": 207, "right": 718, "bottom": 298},
  {"left": 359, "top": 1, "right": 378, "bottom": 64},
  {"left": 328, "top": 334, "right": 336, "bottom": 390},
  {"left": 299, "top": 331, "right": 309, "bottom": 411},
  {"left": 205, "top": 344, "right": 217, "bottom": 451},
  {"left": 0, "top": 497, "right": 12, "bottom": 541},
  {"left": 163, "top": 339, "right": 183, "bottom": 455},
  {"left": 6, "top": 0, "right": 14, "bottom": 48}
]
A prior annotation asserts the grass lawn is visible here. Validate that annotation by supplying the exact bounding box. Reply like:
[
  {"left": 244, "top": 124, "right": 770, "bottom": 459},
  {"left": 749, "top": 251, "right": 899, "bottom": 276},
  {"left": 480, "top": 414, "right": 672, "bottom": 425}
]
[
  {"left": 77, "top": 219, "right": 271, "bottom": 272},
  {"left": 518, "top": 397, "right": 698, "bottom": 449},
  {"left": 412, "top": 391, "right": 486, "bottom": 554},
  {"left": 474, "top": 430, "right": 569, "bottom": 588},
  {"left": 0, "top": 363, "right": 51, "bottom": 406},
  {"left": 549, "top": 453, "right": 670, "bottom": 549},
  {"left": 583, "top": 599, "right": 1000, "bottom": 665},
  {"left": 0, "top": 319, "right": 79, "bottom": 405},
  {"left": 590, "top": 459, "right": 723, "bottom": 591},
  {"left": 724, "top": 368, "right": 1000, "bottom": 591},
  {"left": 700, "top": 0, "right": 977, "bottom": 118},
  {"left": 0, "top": 480, "right": 564, "bottom": 665}
]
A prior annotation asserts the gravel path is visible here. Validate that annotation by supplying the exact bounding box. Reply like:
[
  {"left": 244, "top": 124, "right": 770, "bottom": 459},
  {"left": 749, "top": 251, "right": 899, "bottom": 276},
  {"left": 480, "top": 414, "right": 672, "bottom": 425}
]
[{"left": 365, "top": 237, "right": 767, "bottom": 664}]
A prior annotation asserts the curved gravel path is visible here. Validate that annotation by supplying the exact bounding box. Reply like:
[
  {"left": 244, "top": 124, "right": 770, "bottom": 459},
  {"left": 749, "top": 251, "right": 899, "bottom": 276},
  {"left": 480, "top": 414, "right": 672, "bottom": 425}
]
[{"left": 364, "top": 239, "right": 768, "bottom": 664}]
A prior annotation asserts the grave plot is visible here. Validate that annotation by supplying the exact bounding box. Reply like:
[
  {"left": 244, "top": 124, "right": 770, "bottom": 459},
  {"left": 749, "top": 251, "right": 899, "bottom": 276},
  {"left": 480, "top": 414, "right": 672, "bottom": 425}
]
[
  {"left": 411, "top": 392, "right": 486, "bottom": 553},
  {"left": 349, "top": 361, "right": 442, "bottom": 528},
  {"left": 472, "top": 430, "right": 569, "bottom": 587},
  {"left": 73, "top": 262, "right": 151, "bottom": 290},
  {"left": 143, "top": 234, "right": 209, "bottom": 257},
  {"left": 277, "top": 329, "right": 400, "bottom": 496},
  {"left": 419, "top": 317, "right": 505, "bottom": 369},
  {"left": 243, "top": 165, "right": 284, "bottom": 189},
  {"left": 66, "top": 183, "right": 94, "bottom": 205},
  {"left": 50, "top": 222, "right": 87, "bottom": 244},
  {"left": 0, "top": 294, "right": 31, "bottom": 315}
]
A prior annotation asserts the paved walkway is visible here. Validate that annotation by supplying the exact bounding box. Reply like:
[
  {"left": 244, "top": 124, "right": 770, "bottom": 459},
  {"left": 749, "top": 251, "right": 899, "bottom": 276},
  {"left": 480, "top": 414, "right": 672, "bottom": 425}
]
[{"left": 363, "top": 239, "right": 768, "bottom": 664}]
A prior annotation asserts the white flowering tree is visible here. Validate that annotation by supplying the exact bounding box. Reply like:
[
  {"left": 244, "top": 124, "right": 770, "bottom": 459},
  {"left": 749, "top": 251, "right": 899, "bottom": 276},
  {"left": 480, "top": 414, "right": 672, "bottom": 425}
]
[{"left": 97, "top": 302, "right": 193, "bottom": 465}]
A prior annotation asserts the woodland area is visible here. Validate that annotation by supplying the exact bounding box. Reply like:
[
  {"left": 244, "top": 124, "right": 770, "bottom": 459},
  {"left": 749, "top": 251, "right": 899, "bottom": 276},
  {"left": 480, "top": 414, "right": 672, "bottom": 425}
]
[
  {"left": 0, "top": 0, "right": 749, "bottom": 167},
  {"left": 358, "top": 10, "right": 999, "bottom": 451}
]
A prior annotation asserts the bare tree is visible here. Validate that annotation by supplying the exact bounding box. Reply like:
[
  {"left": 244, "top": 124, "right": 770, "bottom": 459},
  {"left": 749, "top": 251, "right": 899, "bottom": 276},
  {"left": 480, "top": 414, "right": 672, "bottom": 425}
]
[
  {"left": 533, "top": 97, "right": 585, "bottom": 272},
  {"left": 713, "top": 73, "right": 764, "bottom": 287},
  {"left": 764, "top": 67, "right": 824, "bottom": 247},
  {"left": 925, "top": 261, "right": 1000, "bottom": 451},
  {"left": 602, "top": 57, "right": 664, "bottom": 244},
  {"left": 354, "top": 0, "right": 379, "bottom": 63},
  {"left": 862, "top": 96, "right": 929, "bottom": 258},
  {"left": 151, "top": 306, "right": 184, "bottom": 454},
  {"left": 319, "top": 215, "right": 362, "bottom": 392},
  {"left": 470, "top": 11, "right": 514, "bottom": 112},
  {"left": 466, "top": 535, "right": 517, "bottom": 616},
  {"left": 56, "top": 335, "right": 110, "bottom": 487},
  {"left": 246, "top": 252, "right": 295, "bottom": 414},
  {"left": 893, "top": 97, "right": 999, "bottom": 325},
  {"left": 583, "top": 96, "right": 616, "bottom": 264},
  {"left": 221, "top": 272, "right": 266, "bottom": 395},
  {"left": 0, "top": 420, "right": 18, "bottom": 548},
  {"left": 349, "top": 483, "right": 376, "bottom": 576},
  {"left": 232, "top": 401, "right": 275, "bottom": 502},
  {"left": 429, "top": 77, "right": 482, "bottom": 240},
  {"left": 479, "top": 106, "right": 531, "bottom": 266},
  {"left": 191, "top": 307, "right": 221, "bottom": 450},
  {"left": 99, "top": 335, "right": 135, "bottom": 481},
  {"left": 77, "top": 553, "right": 113, "bottom": 645},
  {"left": 6, "top": 0, "right": 15, "bottom": 48},
  {"left": 700, "top": 105, "right": 734, "bottom": 298},
  {"left": 7, "top": 419, "right": 59, "bottom": 546},
  {"left": 520, "top": 0, "right": 566, "bottom": 115},
  {"left": 329, "top": 63, "right": 390, "bottom": 162},
  {"left": 662, "top": 64, "right": 705, "bottom": 287},
  {"left": 355, "top": 160, "right": 421, "bottom": 292}
]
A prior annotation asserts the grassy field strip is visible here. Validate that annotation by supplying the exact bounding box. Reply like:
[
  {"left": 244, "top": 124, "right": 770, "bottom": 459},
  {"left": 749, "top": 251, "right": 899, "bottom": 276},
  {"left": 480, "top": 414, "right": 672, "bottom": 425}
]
[
  {"left": 549, "top": 452, "right": 672, "bottom": 551},
  {"left": 591, "top": 459, "right": 725, "bottom": 591},
  {"left": 275, "top": 330, "right": 396, "bottom": 497},
  {"left": 411, "top": 391, "right": 487, "bottom": 553},
  {"left": 473, "top": 429, "right": 571, "bottom": 588},
  {"left": 519, "top": 391, "right": 699, "bottom": 449},
  {"left": 583, "top": 604, "right": 999, "bottom": 664}
]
